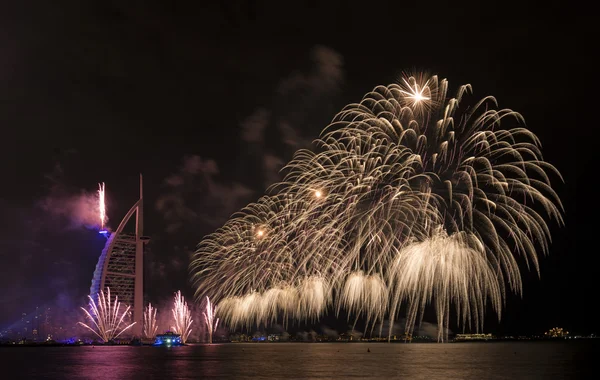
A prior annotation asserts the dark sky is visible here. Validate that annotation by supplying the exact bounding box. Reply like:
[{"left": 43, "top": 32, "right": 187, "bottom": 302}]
[{"left": 1, "top": 1, "right": 592, "bottom": 336}]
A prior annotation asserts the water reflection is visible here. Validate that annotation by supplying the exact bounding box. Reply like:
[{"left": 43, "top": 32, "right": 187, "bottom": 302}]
[{"left": 0, "top": 341, "right": 592, "bottom": 379}]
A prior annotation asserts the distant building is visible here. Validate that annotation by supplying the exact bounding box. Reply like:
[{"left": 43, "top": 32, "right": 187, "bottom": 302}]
[
  {"left": 231, "top": 333, "right": 250, "bottom": 342},
  {"left": 545, "top": 327, "right": 568, "bottom": 338},
  {"left": 89, "top": 175, "right": 149, "bottom": 337},
  {"left": 338, "top": 332, "right": 369, "bottom": 341},
  {"left": 411, "top": 335, "right": 433, "bottom": 342},
  {"left": 455, "top": 333, "right": 494, "bottom": 341},
  {"left": 337, "top": 333, "right": 353, "bottom": 341},
  {"left": 315, "top": 334, "right": 336, "bottom": 342}
]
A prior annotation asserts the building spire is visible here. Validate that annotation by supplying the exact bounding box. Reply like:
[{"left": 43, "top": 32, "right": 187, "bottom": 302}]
[{"left": 134, "top": 173, "right": 144, "bottom": 337}]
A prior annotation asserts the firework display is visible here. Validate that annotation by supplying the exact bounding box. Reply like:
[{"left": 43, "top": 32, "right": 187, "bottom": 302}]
[
  {"left": 203, "top": 296, "right": 219, "bottom": 344},
  {"left": 190, "top": 74, "right": 563, "bottom": 341},
  {"left": 78, "top": 287, "right": 136, "bottom": 342},
  {"left": 143, "top": 303, "right": 158, "bottom": 339},
  {"left": 98, "top": 182, "right": 106, "bottom": 232},
  {"left": 171, "top": 290, "right": 193, "bottom": 343}
]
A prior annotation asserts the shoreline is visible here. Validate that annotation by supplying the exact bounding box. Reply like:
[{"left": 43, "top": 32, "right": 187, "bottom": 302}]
[{"left": 2, "top": 338, "right": 595, "bottom": 347}]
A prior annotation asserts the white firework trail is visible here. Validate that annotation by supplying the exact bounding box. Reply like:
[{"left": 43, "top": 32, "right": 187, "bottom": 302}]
[
  {"left": 78, "top": 287, "right": 135, "bottom": 342},
  {"left": 143, "top": 303, "right": 158, "bottom": 339},
  {"left": 171, "top": 290, "right": 193, "bottom": 343},
  {"left": 203, "top": 296, "right": 219, "bottom": 344},
  {"left": 98, "top": 182, "right": 106, "bottom": 230}
]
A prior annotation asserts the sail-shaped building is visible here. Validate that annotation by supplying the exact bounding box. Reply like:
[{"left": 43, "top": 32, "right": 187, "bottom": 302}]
[{"left": 90, "top": 175, "right": 149, "bottom": 337}]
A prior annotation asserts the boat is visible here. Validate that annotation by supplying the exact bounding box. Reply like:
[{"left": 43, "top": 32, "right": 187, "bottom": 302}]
[{"left": 153, "top": 331, "right": 183, "bottom": 346}]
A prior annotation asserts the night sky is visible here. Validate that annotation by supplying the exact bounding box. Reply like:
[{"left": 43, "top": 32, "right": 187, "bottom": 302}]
[{"left": 1, "top": 1, "right": 591, "bottom": 336}]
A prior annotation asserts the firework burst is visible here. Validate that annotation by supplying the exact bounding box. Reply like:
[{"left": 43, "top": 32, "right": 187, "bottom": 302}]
[
  {"left": 98, "top": 182, "right": 106, "bottom": 230},
  {"left": 143, "top": 303, "right": 158, "bottom": 339},
  {"left": 190, "top": 73, "right": 563, "bottom": 341},
  {"left": 78, "top": 287, "right": 135, "bottom": 342},
  {"left": 203, "top": 296, "right": 219, "bottom": 344},
  {"left": 171, "top": 291, "right": 193, "bottom": 343}
]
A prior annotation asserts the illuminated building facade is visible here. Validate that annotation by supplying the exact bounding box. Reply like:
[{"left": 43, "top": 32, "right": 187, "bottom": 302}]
[
  {"left": 455, "top": 333, "right": 494, "bottom": 341},
  {"left": 89, "top": 175, "right": 149, "bottom": 337}
]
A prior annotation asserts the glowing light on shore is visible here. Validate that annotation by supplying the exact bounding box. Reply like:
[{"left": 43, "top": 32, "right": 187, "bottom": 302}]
[
  {"left": 78, "top": 287, "right": 135, "bottom": 342},
  {"left": 190, "top": 73, "right": 563, "bottom": 342},
  {"left": 171, "top": 291, "right": 193, "bottom": 343},
  {"left": 203, "top": 296, "right": 219, "bottom": 344}
]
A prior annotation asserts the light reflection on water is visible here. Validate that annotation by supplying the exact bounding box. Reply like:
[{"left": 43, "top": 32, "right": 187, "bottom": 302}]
[{"left": 0, "top": 342, "right": 593, "bottom": 379}]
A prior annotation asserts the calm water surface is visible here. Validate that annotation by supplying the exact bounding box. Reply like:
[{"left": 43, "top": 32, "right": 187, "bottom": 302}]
[{"left": 1, "top": 342, "right": 594, "bottom": 379}]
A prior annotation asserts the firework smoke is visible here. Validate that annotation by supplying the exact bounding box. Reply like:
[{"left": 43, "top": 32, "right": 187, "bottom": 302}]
[
  {"left": 203, "top": 296, "right": 219, "bottom": 344},
  {"left": 143, "top": 303, "right": 158, "bottom": 339},
  {"left": 190, "top": 74, "right": 563, "bottom": 341},
  {"left": 78, "top": 287, "right": 135, "bottom": 342},
  {"left": 171, "top": 290, "right": 193, "bottom": 343}
]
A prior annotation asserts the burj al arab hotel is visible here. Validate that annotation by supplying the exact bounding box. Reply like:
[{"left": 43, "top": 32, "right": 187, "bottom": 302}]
[{"left": 89, "top": 175, "right": 150, "bottom": 337}]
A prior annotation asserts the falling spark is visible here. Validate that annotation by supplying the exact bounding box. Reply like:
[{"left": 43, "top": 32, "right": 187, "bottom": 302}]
[
  {"left": 203, "top": 296, "right": 219, "bottom": 344},
  {"left": 78, "top": 287, "right": 135, "bottom": 342},
  {"left": 171, "top": 290, "right": 193, "bottom": 343},
  {"left": 143, "top": 303, "right": 158, "bottom": 339},
  {"left": 190, "top": 73, "right": 563, "bottom": 342},
  {"left": 98, "top": 182, "right": 106, "bottom": 230}
]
